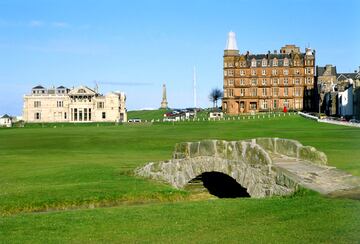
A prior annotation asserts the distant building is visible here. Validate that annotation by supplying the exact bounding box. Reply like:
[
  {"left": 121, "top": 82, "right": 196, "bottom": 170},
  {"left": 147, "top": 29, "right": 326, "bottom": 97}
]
[
  {"left": 0, "top": 114, "right": 12, "bottom": 127},
  {"left": 222, "top": 31, "right": 315, "bottom": 114},
  {"left": 316, "top": 65, "right": 360, "bottom": 117},
  {"left": 23, "top": 85, "right": 127, "bottom": 123},
  {"left": 338, "top": 83, "right": 353, "bottom": 117}
]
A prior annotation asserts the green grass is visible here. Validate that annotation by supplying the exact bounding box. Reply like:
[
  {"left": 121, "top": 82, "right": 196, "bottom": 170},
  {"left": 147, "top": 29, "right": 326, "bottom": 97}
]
[
  {"left": 127, "top": 109, "right": 170, "bottom": 121},
  {"left": 0, "top": 115, "right": 360, "bottom": 242}
]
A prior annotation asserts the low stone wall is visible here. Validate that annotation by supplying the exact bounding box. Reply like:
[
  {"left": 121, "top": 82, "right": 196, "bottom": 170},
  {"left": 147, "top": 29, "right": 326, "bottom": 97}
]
[
  {"left": 136, "top": 138, "right": 328, "bottom": 198},
  {"left": 256, "top": 138, "right": 327, "bottom": 165}
]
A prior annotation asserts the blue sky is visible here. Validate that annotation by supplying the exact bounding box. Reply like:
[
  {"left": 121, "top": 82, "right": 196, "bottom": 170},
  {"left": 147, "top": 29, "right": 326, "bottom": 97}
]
[{"left": 0, "top": 0, "right": 359, "bottom": 115}]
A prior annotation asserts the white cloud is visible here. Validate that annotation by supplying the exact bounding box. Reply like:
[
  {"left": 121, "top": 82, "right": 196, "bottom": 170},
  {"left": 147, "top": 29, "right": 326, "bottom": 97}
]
[
  {"left": 52, "top": 22, "right": 69, "bottom": 28},
  {"left": 29, "top": 20, "right": 44, "bottom": 27}
]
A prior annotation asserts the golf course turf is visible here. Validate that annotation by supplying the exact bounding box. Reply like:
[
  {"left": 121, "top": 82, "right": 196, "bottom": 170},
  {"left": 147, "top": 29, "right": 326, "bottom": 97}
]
[{"left": 0, "top": 114, "right": 359, "bottom": 243}]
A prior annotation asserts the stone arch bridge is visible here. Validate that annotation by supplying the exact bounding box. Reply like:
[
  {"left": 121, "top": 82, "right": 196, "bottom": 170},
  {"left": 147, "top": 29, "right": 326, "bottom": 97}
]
[{"left": 136, "top": 138, "right": 360, "bottom": 198}]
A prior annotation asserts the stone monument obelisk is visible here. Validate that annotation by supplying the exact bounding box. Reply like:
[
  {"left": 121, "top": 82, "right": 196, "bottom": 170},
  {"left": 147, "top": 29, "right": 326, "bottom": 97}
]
[{"left": 160, "top": 84, "right": 168, "bottom": 109}]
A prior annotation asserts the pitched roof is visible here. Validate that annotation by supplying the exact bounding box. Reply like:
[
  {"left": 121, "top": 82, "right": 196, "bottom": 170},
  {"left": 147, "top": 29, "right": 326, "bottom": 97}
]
[
  {"left": 1, "top": 114, "right": 11, "bottom": 119},
  {"left": 337, "top": 72, "right": 357, "bottom": 81},
  {"left": 32, "top": 85, "right": 45, "bottom": 89},
  {"left": 57, "top": 86, "right": 67, "bottom": 89},
  {"left": 316, "top": 66, "right": 337, "bottom": 76}
]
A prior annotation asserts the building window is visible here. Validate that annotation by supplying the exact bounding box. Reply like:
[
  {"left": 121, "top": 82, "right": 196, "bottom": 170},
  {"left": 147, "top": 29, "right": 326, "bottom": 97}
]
[
  {"left": 283, "top": 69, "right": 289, "bottom": 76},
  {"left": 102, "top": 112, "right": 106, "bottom": 119},
  {"left": 251, "top": 88, "right": 257, "bottom": 96},
  {"left": 295, "top": 69, "right": 300, "bottom": 75},
  {"left": 224, "top": 70, "right": 228, "bottom": 76},
  {"left": 224, "top": 62, "right": 228, "bottom": 68},
  {"left": 250, "top": 102, "right": 257, "bottom": 110},
  {"left": 228, "top": 70, "right": 234, "bottom": 76},
  {"left": 251, "top": 69, "right": 256, "bottom": 76},
  {"left": 284, "top": 87, "right": 289, "bottom": 96},
  {"left": 284, "top": 99, "right": 289, "bottom": 108},
  {"left": 228, "top": 89, "right": 234, "bottom": 97},
  {"left": 272, "top": 69, "right": 277, "bottom": 75},
  {"left": 56, "top": 101, "right": 63, "bottom": 107},
  {"left": 262, "top": 59, "right": 267, "bottom": 67},
  {"left": 262, "top": 79, "right": 267, "bottom": 85},
  {"left": 240, "top": 70, "right": 245, "bottom": 76},
  {"left": 261, "top": 100, "right": 268, "bottom": 109},
  {"left": 295, "top": 88, "right": 302, "bottom": 96},
  {"left": 283, "top": 58, "right": 289, "bottom": 66},
  {"left": 240, "top": 79, "right": 245, "bottom": 85},
  {"left": 240, "top": 101, "right": 245, "bottom": 109},
  {"left": 251, "top": 79, "right": 257, "bottom": 86},
  {"left": 273, "top": 58, "right": 278, "bottom": 66},
  {"left": 64, "top": 112, "right": 67, "bottom": 119},
  {"left": 305, "top": 67, "right": 312, "bottom": 74},
  {"left": 34, "top": 101, "right": 41, "bottom": 108},
  {"left": 295, "top": 99, "right": 302, "bottom": 109},
  {"left": 295, "top": 78, "right": 300, "bottom": 85},
  {"left": 262, "top": 69, "right": 266, "bottom": 76},
  {"left": 273, "top": 100, "right": 278, "bottom": 109},
  {"left": 251, "top": 59, "right": 257, "bottom": 67},
  {"left": 262, "top": 88, "right": 267, "bottom": 96},
  {"left": 273, "top": 78, "right": 278, "bottom": 85},
  {"left": 97, "top": 102, "right": 105, "bottom": 109},
  {"left": 228, "top": 79, "right": 234, "bottom": 86},
  {"left": 307, "top": 77, "right": 312, "bottom": 84},
  {"left": 228, "top": 62, "right": 234, "bottom": 67},
  {"left": 240, "top": 88, "right": 245, "bottom": 96},
  {"left": 284, "top": 78, "right": 289, "bottom": 85},
  {"left": 34, "top": 112, "right": 41, "bottom": 120},
  {"left": 273, "top": 87, "right": 279, "bottom": 96}
]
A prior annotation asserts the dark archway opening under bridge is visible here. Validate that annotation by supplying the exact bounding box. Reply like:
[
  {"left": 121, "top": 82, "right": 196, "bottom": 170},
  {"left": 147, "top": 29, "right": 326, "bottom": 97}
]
[{"left": 187, "top": 171, "right": 250, "bottom": 198}]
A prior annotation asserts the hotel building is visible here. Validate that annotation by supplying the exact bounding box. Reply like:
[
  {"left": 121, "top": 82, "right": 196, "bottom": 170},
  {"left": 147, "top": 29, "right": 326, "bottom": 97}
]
[{"left": 222, "top": 32, "right": 315, "bottom": 114}]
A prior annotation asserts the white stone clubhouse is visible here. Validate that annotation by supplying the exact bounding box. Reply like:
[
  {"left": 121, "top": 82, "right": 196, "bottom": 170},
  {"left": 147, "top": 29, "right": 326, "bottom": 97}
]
[{"left": 23, "top": 85, "right": 127, "bottom": 123}]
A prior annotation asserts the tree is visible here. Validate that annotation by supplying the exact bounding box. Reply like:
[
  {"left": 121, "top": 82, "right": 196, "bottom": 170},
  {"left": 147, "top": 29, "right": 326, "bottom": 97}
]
[{"left": 209, "top": 88, "right": 223, "bottom": 110}]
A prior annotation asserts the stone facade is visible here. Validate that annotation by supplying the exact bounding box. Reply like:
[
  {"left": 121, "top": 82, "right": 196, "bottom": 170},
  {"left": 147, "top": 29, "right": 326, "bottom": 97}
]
[
  {"left": 23, "top": 85, "right": 127, "bottom": 123},
  {"left": 222, "top": 32, "right": 315, "bottom": 114}
]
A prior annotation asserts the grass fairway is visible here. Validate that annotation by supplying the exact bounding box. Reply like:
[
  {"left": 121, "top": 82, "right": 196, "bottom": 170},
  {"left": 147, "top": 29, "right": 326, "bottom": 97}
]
[{"left": 0, "top": 115, "right": 360, "bottom": 243}]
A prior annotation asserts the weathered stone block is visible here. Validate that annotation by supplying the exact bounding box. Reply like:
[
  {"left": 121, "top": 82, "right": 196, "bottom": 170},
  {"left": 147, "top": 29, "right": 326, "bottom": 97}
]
[
  {"left": 235, "top": 141, "right": 244, "bottom": 156},
  {"left": 216, "top": 140, "right": 227, "bottom": 157},
  {"left": 199, "top": 140, "right": 216, "bottom": 156},
  {"left": 189, "top": 142, "right": 200, "bottom": 158},
  {"left": 244, "top": 145, "right": 270, "bottom": 166},
  {"left": 275, "top": 138, "right": 302, "bottom": 158},
  {"left": 256, "top": 138, "right": 276, "bottom": 152},
  {"left": 173, "top": 142, "right": 189, "bottom": 159},
  {"left": 299, "top": 146, "right": 327, "bottom": 165},
  {"left": 226, "top": 142, "right": 236, "bottom": 160}
]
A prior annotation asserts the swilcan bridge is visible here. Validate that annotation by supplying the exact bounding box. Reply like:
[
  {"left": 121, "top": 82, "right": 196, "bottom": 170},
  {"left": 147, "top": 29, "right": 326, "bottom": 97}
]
[{"left": 136, "top": 138, "right": 360, "bottom": 198}]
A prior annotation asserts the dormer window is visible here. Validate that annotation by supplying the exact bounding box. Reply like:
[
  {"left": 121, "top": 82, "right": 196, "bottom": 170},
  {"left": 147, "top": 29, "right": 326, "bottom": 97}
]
[
  {"left": 251, "top": 59, "right": 257, "bottom": 67},
  {"left": 273, "top": 58, "right": 278, "bottom": 66},
  {"left": 262, "top": 59, "right": 267, "bottom": 67},
  {"left": 283, "top": 58, "right": 289, "bottom": 66}
]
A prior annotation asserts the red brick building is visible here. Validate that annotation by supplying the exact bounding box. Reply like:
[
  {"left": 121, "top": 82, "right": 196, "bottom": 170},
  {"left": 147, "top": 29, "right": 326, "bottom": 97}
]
[{"left": 222, "top": 32, "right": 315, "bottom": 114}]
